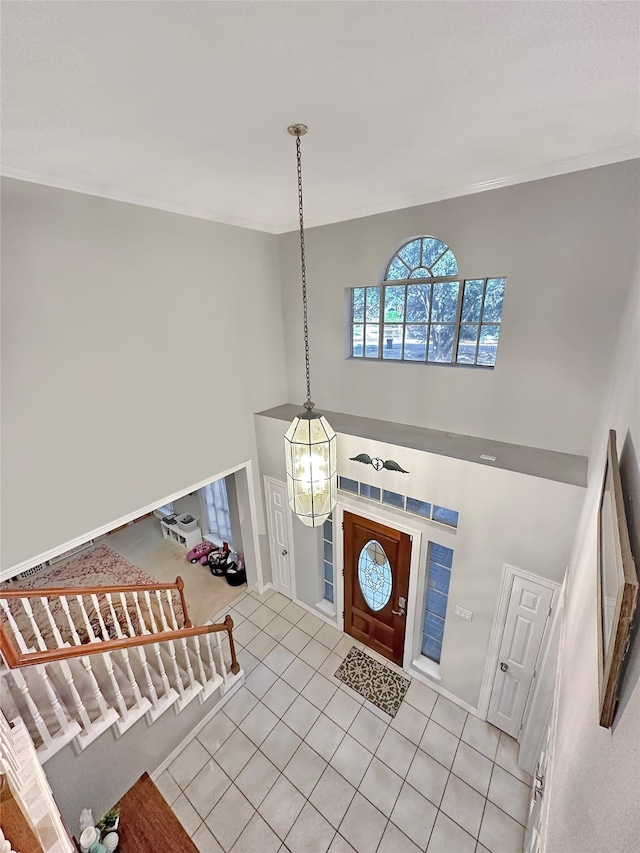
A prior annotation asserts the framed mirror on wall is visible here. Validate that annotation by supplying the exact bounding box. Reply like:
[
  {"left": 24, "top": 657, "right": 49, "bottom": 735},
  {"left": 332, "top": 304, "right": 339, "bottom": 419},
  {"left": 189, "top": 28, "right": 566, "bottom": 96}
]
[{"left": 597, "top": 429, "right": 638, "bottom": 728}]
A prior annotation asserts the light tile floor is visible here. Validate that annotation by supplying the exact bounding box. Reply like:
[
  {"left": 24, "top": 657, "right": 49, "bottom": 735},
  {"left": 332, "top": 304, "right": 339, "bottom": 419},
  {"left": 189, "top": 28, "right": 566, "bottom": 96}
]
[{"left": 157, "top": 588, "right": 531, "bottom": 853}]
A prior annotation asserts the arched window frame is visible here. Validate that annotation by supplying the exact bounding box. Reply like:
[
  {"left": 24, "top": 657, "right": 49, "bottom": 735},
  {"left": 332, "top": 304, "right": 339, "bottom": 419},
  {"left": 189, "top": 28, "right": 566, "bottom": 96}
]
[{"left": 350, "top": 236, "right": 506, "bottom": 368}]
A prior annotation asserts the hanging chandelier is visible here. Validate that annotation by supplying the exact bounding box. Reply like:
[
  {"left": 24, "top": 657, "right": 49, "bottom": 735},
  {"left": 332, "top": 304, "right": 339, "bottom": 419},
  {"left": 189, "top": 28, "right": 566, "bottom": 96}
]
[{"left": 284, "top": 124, "right": 337, "bottom": 528}]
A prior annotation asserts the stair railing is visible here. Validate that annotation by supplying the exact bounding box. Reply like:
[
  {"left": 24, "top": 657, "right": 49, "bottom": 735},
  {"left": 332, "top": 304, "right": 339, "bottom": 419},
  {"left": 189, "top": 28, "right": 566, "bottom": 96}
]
[
  {"left": 0, "top": 577, "right": 241, "bottom": 759},
  {"left": 0, "top": 577, "right": 239, "bottom": 674}
]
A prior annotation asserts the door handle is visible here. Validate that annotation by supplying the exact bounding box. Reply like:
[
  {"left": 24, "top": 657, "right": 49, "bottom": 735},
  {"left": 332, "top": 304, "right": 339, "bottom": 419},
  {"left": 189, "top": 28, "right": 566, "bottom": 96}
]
[
  {"left": 281, "top": 549, "right": 288, "bottom": 556},
  {"left": 500, "top": 662, "right": 509, "bottom": 672},
  {"left": 392, "top": 596, "right": 406, "bottom": 616}
]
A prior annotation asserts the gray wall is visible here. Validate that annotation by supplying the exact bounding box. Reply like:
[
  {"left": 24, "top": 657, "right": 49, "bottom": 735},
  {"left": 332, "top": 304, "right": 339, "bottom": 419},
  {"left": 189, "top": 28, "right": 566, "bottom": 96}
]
[
  {"left": 45, "top": 685, "right": 228, "bottom": 835},
  {"left": 543, "top": 259, "right": 640, "bottom": 852},
  {"left": 256, "top": 410, "right": 585, "bottom": 708},
  {"left": 277, "top": 161, "right": 640, "bottom": 456},
  {"left": 1, "top": 178, "right": 287, "bottom": 571}
]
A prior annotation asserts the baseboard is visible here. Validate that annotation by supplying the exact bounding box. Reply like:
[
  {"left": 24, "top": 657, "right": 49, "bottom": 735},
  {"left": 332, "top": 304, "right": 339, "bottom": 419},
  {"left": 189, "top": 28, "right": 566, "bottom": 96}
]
[
  {"left": 150, "top": 676, "right": 244, "bottom": 780},
  {"left": 293, "top": 595, "right": 340, "bottom": 629},
  {"left": 408, "top": 661, "right": 479, "bottom": 718}
]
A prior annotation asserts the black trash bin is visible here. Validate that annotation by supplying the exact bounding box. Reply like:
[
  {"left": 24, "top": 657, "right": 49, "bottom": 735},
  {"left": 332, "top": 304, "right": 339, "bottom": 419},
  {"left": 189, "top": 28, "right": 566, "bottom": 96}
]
[{"left": 225, "top": 563, "right": 246, "bottom": 586}]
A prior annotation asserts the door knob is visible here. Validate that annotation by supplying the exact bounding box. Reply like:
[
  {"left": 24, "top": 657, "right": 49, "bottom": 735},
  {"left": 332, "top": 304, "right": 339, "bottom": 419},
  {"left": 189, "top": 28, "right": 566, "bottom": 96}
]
[
  {"left": 281, "top": 549, "right": 288, "bottom": 556},
  {"left": 500, "top": 662, "right": 509, "bottom": 672},
  {"left": 392, "top": 596, "right": 406, "bottom": 616}
]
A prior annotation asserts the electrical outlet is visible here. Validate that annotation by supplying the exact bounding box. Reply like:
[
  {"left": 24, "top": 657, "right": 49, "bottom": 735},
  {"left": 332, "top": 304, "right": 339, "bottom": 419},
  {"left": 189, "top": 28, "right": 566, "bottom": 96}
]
[{"left": 454, "top": 604, "right": 473, "bottom": 621}]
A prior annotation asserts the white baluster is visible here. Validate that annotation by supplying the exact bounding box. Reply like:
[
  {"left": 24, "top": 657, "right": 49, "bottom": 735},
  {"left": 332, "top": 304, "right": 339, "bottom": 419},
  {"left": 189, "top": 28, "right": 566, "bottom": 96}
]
[
  {"left": 18, "top": 598, "right": 75, "bottom": 738},
  {"left": 201, "top": 630, "right": 215, "bottom": 678},
  {"left": 41, "top": 596, "right": 94, "bottom": 734},
  {"left": 40, "top": 597, "right": 65, "bottom": 648},
  {"left": 7, "top": 667, "right": 53, "bottom": 752},
  {"left": 87, "top": 594, "right": 129, "bottom": 721},
  {"left": 191, "top": 633, "right": 208, "bottom": 691},
  {"left": 59, "top": 595, "right": 82, "bottom": 646},
  {"left": 106, "top": 594, "right": 146, "bottom": 709},
  {"left": 123, "top": 593, "right": 161, "bottom": 709},
  {"left": 133, "top": 592, "right": 149, "bottom": 634},
  {"left": 74, "top": 595, "right": 114, "bottom": 721},
  {"left": 89, "top": 593, "right": 110, "bottom": 641},
  {"left": 166, "top": 590, "right": 180, "bottom": 630},
  {"left": 76, "top": 595, "right": 98, "bottom": 643},
  {"left": 142, "top": 592, "right": 172, "bottom": 699},
  {"left": 1, "top": 599, "right": 31, "bottom": 657},
  {"left": 153, "top": 591, "right": 185, "bottom": 698},
  {"left": 118, "top": 592, "right": 137, "bottom": 638}
]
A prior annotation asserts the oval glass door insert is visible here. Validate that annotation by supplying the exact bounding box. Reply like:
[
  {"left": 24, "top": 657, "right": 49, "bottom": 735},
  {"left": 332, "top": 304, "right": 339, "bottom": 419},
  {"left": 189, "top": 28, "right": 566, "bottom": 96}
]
[{"left": 358, "top": 539, "right": 392, "bottom": 611}]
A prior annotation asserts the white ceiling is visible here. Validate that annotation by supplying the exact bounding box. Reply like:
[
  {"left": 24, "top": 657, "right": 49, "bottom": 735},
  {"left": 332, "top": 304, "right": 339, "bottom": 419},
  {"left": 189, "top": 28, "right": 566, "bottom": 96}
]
[{"left": 2, "top": 1, "right": 639, "bottom": 233}]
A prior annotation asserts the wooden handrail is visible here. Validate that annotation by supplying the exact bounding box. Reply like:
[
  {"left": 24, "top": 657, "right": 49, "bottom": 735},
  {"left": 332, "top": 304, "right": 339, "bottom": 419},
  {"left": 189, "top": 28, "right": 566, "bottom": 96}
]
[
  {"left": 0, "top": 615, "right": 240, "bottom": 674},
  {"left": 0, "top": 577, "right": 186, "bottom": 599}
]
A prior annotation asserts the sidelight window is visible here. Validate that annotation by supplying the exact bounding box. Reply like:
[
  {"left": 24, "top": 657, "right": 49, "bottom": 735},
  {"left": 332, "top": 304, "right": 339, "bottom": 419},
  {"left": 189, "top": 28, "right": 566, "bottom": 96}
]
[
  {"left": 323, "top": 515, "right": 334, "bottom": 603},
  {"left": 422, "top": 542, "right": 454, "bottom": 664}
]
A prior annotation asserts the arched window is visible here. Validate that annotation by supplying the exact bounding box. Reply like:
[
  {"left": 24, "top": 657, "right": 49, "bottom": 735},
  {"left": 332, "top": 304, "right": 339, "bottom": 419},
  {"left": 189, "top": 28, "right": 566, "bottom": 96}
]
[{"left": 350, "top": 236, "right": 506, "bottom": 367}]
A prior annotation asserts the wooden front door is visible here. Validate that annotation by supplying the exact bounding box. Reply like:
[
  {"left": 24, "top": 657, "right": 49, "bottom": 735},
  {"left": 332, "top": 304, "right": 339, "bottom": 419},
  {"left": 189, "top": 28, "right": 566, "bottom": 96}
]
[{"left": 343, "top": 511, "right": 411, "bottom": 666}]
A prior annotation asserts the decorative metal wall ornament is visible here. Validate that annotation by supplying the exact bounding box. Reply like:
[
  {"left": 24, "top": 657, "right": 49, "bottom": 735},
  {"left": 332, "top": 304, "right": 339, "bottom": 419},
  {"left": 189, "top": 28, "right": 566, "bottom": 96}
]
[
  {"left": 349, "top": 454, "right": 409, "bottom": 473},
  {"left": 284, "top": 124, "right": 337, "bottom": 528}
]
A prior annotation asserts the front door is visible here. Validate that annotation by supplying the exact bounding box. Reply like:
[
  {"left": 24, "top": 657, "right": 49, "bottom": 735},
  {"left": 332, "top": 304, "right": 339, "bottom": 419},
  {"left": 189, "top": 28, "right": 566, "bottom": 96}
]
[
  {"left": 487, "top": 575, "right": 553, "bottom": 737},
  {"left": 343, "top": 511, "right": 411, "bottom": 666}
]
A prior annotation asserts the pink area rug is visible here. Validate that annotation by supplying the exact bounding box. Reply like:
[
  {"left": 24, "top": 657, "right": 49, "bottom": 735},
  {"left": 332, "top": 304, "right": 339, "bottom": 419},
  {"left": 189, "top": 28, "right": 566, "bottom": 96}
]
[
  {"left": 5, "top": 544, "right": 159, "bottom": 590},
  {"left": 1, "top": 544, "right": 185, "bottom": 650}
]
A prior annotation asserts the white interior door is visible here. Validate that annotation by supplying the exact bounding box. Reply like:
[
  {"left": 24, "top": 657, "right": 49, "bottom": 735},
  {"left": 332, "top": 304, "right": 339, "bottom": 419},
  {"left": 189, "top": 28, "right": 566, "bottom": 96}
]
[
  {"left": 487, "top": 575, "right": 553, "bottom": 737},
  {"left": 265, "top": 478, "right": 295, "bottom": 599}
]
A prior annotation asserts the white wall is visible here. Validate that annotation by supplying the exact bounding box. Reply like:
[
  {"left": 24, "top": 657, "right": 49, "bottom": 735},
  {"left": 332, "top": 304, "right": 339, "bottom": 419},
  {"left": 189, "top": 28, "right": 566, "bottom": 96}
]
[
  {"left": 542, "top": 259, "right": 640, "bottom": 852},
  {"left": 1, "top": 178, "right": 287, "bottom": 571},
  {"left": 277, "top": 161, "right": 639, "bottom": 456},
  {"left": 255, "top": 411, "right": 585, "bottom": 708}
]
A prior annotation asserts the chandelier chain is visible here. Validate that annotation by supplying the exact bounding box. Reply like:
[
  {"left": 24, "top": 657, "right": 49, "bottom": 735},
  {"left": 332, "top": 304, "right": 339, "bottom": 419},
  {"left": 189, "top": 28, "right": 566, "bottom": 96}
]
[{"left": 295, "top": 132, "right": 312, "bottom": 405}]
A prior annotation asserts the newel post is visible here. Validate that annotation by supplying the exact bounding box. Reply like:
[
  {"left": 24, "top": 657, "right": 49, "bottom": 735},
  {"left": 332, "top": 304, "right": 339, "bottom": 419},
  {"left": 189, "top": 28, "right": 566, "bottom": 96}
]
[
  {"left": 175, "top": 577, "right": 192, "bottom": 628},
  {"left": 224, "top": 615, "right": 240, "bottom": 675}
]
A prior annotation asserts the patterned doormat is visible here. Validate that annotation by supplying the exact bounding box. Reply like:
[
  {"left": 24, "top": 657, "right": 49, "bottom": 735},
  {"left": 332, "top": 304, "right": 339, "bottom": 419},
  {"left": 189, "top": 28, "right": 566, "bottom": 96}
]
[{"left": 334, "top": 646, "right": 411, "bottom": 717}]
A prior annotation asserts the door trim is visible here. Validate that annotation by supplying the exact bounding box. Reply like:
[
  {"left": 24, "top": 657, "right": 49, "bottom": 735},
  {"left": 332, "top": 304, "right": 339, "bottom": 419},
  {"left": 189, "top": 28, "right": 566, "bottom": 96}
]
[
  {"left": 264, "top": 476, "right": 296, "bottom": 601},
  {"left": 335, "top": 494, "right": 423, "bottom": 672},
  {"left": 478, "top": 563, "right": 560, "bottom": 724}
]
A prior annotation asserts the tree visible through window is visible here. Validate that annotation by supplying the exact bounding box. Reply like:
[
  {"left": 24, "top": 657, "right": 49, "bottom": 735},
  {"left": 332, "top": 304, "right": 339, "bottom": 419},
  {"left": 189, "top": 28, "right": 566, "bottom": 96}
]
[{"left": 351, "top": 237, "right": 506, "bottom": 367}]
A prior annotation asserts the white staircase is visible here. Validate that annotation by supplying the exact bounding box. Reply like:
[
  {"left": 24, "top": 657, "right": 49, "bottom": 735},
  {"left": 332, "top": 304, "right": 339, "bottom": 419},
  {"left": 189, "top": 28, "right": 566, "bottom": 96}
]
[
  {"left": 0, "top": 711, "right": 75, "bottom": 852},
  {"left": 0, "top": 578, "right": 242, "bottom": 763}
]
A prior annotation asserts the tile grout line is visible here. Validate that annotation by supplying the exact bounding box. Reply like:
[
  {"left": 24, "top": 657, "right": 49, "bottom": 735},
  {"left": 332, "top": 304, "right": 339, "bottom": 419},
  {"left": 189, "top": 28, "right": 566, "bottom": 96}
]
[{"left": 171, "top": 590, "right": 529, "bottom": 851}]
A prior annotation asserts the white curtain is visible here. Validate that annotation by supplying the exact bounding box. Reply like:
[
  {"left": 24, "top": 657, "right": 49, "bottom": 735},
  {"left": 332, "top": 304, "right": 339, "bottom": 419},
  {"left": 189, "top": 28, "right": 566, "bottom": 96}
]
[{"left": 201, "top": 479, "right": 233, "bottom": 547}]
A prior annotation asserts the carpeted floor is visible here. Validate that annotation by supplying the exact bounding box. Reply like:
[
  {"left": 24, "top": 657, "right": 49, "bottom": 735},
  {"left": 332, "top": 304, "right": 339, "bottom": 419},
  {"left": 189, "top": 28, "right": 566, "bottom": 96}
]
[{"left": 104, "top": 516, "right": 246, "bottom": 626}]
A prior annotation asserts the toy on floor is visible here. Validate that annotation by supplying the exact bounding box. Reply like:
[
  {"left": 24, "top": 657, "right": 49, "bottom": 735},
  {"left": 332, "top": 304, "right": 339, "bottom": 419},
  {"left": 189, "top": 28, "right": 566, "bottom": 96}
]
[{"left": 186, "top": 541, "right": 218, "bottom": 564}]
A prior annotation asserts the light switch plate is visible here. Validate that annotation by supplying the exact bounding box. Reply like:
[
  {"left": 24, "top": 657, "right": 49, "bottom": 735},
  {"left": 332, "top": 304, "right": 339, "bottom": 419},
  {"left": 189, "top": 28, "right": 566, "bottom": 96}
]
[{"left": 454, "top": 605, "right": 473, "bottom": 621}]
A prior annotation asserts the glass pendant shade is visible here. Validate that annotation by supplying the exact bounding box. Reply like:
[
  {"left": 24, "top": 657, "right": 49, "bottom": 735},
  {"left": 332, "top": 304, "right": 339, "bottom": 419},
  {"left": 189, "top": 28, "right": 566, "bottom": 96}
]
[{"left": 284, "top": 410, "right": 337, "bottom": 527}]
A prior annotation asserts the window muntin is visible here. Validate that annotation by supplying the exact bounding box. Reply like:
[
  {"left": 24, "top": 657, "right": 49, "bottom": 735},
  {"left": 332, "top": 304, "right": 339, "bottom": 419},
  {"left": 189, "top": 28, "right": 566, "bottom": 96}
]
[
  {"left": 422, "top": 542, "right": 454, "bottom": 664},
  {"left": 323, "top": 515, "right": 334, "bottom": 603},
  {"left": 350, "top": 237, "right": 505, "bottom": 368}
]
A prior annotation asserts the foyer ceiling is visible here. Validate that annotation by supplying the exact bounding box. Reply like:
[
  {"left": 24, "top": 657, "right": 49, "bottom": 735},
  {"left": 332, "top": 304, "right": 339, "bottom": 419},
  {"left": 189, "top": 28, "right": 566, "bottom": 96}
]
[{"left": 2, "top": 1, "right": 639, "bottom": 233}]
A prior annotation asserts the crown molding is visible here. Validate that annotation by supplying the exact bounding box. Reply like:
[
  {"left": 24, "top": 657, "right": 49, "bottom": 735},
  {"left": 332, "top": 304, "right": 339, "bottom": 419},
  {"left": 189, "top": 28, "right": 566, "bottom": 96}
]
[
  {"left": 273, "top": 142, "right": 640, "bottom": 234},
  {"left": 0, "top": 166, "right": 279, "bottom": 234},
  {"left": 2, "top": 142, "right": 638, "bottom": 236}
]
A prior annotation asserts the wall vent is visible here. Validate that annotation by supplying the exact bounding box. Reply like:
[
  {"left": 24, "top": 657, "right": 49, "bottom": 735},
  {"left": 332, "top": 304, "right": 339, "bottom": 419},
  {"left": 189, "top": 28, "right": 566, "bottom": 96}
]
[{"left": 17, "top": 564, "right": 46, "bottom": 579}]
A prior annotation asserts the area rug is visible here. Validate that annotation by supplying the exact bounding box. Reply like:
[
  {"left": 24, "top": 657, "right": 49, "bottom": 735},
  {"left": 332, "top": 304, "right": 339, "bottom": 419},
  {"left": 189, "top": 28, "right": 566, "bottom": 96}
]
[
  {"left": 334, "top": 646, "right": 411, "bottom": 717},
  {"left": 1, "top": 544, "right": 185, "bottom": 650},
  {"left": 3, "top": 544, "right": 159, "bottom": 591}
]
